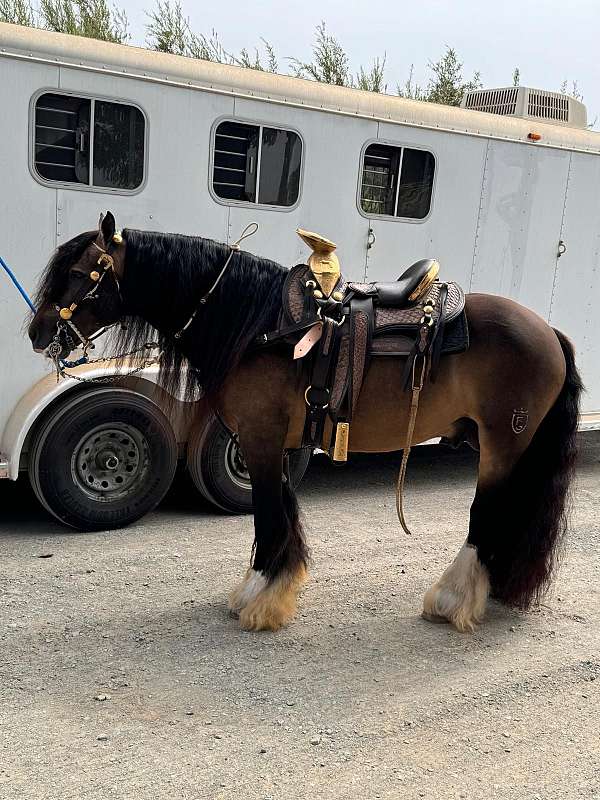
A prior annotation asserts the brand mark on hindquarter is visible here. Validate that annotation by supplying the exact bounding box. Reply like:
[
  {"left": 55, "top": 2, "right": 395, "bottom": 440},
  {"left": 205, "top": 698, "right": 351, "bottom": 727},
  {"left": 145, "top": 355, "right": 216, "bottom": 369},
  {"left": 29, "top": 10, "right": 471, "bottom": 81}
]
[{"left": 511, "top": 408, "right": 529, "bottom": 434}]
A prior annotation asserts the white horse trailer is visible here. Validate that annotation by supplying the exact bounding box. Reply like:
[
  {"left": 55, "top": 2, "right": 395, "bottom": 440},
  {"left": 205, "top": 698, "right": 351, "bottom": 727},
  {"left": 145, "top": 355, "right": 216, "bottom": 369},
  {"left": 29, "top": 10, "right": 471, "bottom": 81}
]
[{"left": 1, "top": 22, "right": 599, "bottom": 526}]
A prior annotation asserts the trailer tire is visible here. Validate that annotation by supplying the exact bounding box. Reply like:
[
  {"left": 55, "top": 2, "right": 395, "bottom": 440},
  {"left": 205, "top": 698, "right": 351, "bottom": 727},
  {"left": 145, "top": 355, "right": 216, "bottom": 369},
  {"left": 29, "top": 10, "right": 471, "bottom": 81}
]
[
  {"left": 187, "top": 416, "right": 311, "bottom": 514},
  {"left": 28, "top": 388, "right": 177, "bottom": 530}
]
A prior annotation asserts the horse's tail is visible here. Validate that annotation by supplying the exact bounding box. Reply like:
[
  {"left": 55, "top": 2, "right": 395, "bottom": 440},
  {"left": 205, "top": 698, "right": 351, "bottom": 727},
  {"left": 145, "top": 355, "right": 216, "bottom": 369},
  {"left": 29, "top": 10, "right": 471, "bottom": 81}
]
[{"left": 478, "top": 328, "right": 583, "bottom": 608}]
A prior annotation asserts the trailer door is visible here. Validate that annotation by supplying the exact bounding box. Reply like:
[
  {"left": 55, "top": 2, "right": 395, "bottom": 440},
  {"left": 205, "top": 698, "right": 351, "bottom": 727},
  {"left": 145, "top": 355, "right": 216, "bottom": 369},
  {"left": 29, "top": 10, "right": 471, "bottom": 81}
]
[
  {"left": 470, "top": 140, "right": 570, "bottom": 318},
  {"left": 549, "top": 151, "right": 600, "bottom": 414}
]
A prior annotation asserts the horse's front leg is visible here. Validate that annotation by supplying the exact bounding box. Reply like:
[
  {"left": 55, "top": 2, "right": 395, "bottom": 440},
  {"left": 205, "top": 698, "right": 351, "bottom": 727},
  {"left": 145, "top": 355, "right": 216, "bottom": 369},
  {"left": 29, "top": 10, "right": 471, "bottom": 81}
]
[{"left": 228, "top": 426, "right": 309, "bottom": 632}]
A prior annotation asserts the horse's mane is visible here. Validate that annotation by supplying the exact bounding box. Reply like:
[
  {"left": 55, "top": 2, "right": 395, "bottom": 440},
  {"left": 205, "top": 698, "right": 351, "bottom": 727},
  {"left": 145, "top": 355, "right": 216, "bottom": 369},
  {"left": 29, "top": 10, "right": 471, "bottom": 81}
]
[
  {"left": 112, "top": 229, "right": 287, "bottom": 399},
  {"left": 34, "top": 230, "right": 97, "bottom": 307}
]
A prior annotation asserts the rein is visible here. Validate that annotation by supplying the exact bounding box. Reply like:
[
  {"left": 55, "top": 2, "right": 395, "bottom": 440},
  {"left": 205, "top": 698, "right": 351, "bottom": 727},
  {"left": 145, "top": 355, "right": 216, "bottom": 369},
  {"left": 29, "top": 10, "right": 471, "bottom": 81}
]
[{"left": 174, "top": 222, "right": 259, "bottom": 339}]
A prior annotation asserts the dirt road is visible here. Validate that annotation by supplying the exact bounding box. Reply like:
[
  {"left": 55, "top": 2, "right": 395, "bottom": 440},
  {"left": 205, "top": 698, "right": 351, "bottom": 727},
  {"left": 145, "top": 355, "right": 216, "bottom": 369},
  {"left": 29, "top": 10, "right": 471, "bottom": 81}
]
[{"left": 1, "top": 438, "right": 599, "bottom": 800}]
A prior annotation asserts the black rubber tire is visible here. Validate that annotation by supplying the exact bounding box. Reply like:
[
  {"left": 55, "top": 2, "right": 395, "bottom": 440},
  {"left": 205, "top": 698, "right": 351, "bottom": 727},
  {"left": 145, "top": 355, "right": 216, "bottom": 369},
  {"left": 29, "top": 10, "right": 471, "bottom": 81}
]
[
  {"left": 187, "top": 415, "right": 311, "bottom": 514},
  {"left": 28, "top": 388, "right": 177, "bottom": 530}
]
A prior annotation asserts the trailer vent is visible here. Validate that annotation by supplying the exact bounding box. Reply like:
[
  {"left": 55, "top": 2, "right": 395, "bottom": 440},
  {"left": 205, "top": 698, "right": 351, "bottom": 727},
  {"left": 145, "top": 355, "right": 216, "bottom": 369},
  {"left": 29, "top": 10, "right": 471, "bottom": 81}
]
[
  {"left": 461, "top": 86, "right": 587, "bottom": 128},
  {"left": 527, "top": 90, "right": 569, "bottom": 122},
  {"left": 463, "top": 87, "right": 519, "bottom": 116}
]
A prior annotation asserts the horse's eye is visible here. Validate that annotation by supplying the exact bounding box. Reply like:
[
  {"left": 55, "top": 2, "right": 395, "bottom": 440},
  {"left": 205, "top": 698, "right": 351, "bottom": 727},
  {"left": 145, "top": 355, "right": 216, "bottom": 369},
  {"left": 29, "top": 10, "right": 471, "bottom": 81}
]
[{"left": 70, "top": 271, "right": 86, "bottom": 281}]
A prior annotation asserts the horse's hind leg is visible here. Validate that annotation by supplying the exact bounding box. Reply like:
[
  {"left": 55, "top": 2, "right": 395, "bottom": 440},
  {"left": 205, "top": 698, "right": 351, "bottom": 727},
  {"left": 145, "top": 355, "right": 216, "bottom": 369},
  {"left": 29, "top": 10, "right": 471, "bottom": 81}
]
[
  {"left": 422, "top": 425, "right": 534, "bottom": 632},
  {"left": 228, "top": 425, "right": 309, "bottom": 632}
]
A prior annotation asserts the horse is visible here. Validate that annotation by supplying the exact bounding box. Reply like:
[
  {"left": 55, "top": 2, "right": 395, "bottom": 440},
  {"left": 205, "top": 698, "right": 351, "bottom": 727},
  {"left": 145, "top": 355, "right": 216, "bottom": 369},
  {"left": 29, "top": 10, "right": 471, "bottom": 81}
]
[{"left": 28, "top": 211, "right": 583, "bottom": 634}]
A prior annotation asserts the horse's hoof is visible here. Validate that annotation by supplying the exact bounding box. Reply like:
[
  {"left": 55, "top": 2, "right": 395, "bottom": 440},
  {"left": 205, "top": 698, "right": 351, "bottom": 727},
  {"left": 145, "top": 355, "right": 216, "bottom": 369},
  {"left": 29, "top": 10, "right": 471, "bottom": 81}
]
[
  {"left": 421, "top": 610, "right": 449, "bottom": 625},
  {"left": 236, "top": 564, "right": 307, "bottom": 632},
  {"left": 422, "top": 543, "right": 489, "bottom": 633},
  {"left": 228, "top": 568, "right": 267, "bottom": 616}
]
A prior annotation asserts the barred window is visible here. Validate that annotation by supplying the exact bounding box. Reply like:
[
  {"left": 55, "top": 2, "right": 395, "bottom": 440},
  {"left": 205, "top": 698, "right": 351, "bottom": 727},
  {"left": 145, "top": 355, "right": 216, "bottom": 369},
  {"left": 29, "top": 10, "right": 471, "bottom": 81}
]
[
  {"left": 212, "top": 120, "right": 302, "bottom": 207},
  {"left": 34, "top": 93, "right": 145, "bottom": 191},
  {"left": 360, "top": 143, "right": 434, "bottom": 219}
]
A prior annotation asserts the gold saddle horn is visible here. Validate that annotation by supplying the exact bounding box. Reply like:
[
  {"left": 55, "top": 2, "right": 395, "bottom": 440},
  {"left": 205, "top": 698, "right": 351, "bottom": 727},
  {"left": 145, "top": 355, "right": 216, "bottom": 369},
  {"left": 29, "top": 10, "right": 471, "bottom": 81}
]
[{"left": 297, "top": 228, "right": 341, "bottom": 297}]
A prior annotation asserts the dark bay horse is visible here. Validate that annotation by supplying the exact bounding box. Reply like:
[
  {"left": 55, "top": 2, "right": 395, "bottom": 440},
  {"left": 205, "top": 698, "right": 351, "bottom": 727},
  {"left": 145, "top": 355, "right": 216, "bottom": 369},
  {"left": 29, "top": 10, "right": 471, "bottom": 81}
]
[{"left": 28, "top": 212, "right": 582, "bottom": 634}]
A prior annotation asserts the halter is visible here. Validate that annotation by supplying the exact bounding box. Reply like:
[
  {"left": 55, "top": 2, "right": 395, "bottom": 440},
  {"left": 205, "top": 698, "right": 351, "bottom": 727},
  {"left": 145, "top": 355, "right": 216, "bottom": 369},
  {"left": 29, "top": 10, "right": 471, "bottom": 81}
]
[{"left": 48, "top": 231, "right": 124, "bottom": 359}]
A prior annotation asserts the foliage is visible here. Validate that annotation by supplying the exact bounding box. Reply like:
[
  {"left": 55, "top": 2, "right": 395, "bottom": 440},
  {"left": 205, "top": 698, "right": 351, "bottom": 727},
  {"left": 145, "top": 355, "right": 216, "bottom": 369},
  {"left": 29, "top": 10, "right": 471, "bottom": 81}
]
[
  {"left": 2, "top": 2, "right": 588, "bottom": 112},
  {"left": 1, "top": 0, "right": 128, "bottom": 42},
  {"left": 291, "top": 22, "right": 386, "bottom": 92},
  {"left": 40, "top": 0, "right": 128, "bottom": 42},
  {"left": 0, "top": 0, "right": 35, "bottom": 25},
  {"left": 146, "top": 0, "right": 276, "bottom": 71},
  {"left": 560, "top": 79, "right": 583, "bottom": 102},
  {"left": 398, "top": 47, "right": 481, "bottom": 106},
  {"left": 423, "top": 47, "right": 481, "bottom": 105}
]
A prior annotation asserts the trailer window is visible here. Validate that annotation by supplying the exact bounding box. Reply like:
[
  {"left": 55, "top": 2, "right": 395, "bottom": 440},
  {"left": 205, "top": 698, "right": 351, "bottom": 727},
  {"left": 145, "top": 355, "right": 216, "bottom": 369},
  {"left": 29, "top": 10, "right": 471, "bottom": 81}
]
[
  {"left": 360, "top": 143, "right": 434, "bottom": 219},
  {"left": 33, "top": 93, "right": 145, "bottom": 191},
  {"left": 212, "top": 121, "right": 301, "bottom": 207}
]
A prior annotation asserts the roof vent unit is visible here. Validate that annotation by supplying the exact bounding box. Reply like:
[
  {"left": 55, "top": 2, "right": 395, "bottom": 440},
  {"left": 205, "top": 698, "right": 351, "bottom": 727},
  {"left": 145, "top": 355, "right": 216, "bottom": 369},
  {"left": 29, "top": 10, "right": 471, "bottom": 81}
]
[{"left": 461, "top": 86, "right": 587, "bottom": 128}]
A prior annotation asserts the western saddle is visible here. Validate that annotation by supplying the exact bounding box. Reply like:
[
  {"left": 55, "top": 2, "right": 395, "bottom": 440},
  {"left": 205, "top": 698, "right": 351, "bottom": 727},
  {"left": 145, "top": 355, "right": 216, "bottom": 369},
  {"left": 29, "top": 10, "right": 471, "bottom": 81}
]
[{"left": 261, "top": 228, "right": 469, "bottom": 532}]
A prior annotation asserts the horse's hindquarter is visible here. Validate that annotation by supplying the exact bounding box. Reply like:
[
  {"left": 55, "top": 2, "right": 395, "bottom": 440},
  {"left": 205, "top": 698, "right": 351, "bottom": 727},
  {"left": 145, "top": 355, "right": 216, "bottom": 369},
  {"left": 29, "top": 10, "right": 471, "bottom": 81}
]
[{"left": 348, "top": 293, "right": 567, "bottom": 453}]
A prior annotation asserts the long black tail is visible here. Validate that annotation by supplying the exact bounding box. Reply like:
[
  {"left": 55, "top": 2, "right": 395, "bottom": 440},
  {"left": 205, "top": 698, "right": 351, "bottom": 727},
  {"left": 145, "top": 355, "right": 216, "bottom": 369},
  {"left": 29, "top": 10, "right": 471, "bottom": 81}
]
[{"left": 474, "top": 329, "right": 583, "bottom": 608}]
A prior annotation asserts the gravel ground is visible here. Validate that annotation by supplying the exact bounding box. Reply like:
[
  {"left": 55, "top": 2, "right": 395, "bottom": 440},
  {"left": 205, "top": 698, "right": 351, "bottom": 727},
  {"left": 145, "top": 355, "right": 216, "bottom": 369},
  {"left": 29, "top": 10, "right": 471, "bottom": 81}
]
[{"left": 1, "top": 436, "right": 599, "bottom": 800}]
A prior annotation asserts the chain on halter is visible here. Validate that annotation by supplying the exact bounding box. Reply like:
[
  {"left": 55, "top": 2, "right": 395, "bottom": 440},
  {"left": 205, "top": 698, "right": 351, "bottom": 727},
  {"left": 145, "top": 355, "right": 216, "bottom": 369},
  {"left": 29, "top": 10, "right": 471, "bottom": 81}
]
[{"left": 174, "top": 222, "right": 259, "bottom": 339}]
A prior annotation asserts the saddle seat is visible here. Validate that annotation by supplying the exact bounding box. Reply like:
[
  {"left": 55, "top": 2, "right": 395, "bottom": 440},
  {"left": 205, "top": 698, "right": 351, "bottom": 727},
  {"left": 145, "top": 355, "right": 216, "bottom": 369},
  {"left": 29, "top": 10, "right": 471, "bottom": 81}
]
[{"left": 348, "top": 258, "right": 441, "bottom": 308}]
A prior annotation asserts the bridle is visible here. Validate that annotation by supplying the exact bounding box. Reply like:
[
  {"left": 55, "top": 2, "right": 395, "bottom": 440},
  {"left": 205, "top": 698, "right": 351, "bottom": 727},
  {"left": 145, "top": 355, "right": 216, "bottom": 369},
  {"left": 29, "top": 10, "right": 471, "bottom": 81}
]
[
  {"left": 47, "top": 231, "right": 124, "bottom": 360},
  {"left": 45, "top": 222, "right": 259, "bottom": 380}
]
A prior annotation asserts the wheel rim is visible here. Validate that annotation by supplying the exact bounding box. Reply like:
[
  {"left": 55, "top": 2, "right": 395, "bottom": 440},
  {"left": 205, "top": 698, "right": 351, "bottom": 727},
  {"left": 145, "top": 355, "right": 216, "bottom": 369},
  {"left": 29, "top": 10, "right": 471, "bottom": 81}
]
[
  {"left": 71, "top": 423, "right": 150, "bottom": 502},
  {"left": 223, "top": 438, "right": 251, "bottom": 491}
]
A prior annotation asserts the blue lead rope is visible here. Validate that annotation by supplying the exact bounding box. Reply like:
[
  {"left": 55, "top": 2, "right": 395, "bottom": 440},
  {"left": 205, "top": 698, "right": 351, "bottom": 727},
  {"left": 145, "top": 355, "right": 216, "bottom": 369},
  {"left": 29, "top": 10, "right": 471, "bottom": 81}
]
[
  {"left": 0, "top": 254, "right": 88, "bottom": 368},
  {"left": 0, "top": 254, "right": 37, "bottom": 313}
]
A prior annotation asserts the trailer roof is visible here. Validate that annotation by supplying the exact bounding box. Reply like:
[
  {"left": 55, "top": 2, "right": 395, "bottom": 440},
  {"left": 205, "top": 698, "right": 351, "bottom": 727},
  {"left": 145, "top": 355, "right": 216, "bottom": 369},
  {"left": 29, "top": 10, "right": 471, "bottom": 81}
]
[{"left": 2, "top": 22, "right": 600, "bottom": 154}]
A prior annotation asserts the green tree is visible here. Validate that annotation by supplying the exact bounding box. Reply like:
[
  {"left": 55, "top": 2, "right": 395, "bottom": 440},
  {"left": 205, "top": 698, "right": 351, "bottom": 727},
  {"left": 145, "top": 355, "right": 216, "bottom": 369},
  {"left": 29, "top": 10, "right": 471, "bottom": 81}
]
[
  {"left": 0, "top": 0, "right": 35, "bottom": 24},
  {"left": 291, "top": 21, "right": 386, "bottom": 92},
  {"left": 1, "top": 0, "right": 129, "bottom": 42},
  {"left": 399, "top": 47, "right": 481, "bottom": 106},
  {"left": 425, "top": 47, "right": 481, "bottom": 105},
  {"left": 40, "top": 0, "right": 128, "bottom": 42},
  {"left": 397, "top": 64, "right": 426, "bottom": 100},
  {"left": 146, "top": 0, "right": 277, "bottom": 71}
]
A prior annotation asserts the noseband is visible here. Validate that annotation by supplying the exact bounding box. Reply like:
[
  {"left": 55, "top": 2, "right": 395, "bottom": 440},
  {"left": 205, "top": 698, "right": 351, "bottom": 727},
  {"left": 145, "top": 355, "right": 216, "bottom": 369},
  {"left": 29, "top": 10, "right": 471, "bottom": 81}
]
[{"left": 48, "top": 231, "right": 123, "bottom": 358}]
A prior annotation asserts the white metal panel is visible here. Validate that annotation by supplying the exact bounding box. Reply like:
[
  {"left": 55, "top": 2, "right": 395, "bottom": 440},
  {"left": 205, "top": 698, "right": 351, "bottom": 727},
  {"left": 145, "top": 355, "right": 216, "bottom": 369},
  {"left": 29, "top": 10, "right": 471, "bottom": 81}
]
[
  {"left": 53, "top": 67, "right": 232, "bottom": 242},
  {"left": 0, "top": 58, "right": 58, "bottom": 459},
  {"left": 549, "top": 152, "right": 600, "bottom": 413},
  {"left": 470, "top": 141, "right": 570, "bottom": 318},
  {"left": 364, "top": 125, "right": 487, "bottom": 285},
  {"left": 226, "top": 98, "right": 375, "bottom": 277}
]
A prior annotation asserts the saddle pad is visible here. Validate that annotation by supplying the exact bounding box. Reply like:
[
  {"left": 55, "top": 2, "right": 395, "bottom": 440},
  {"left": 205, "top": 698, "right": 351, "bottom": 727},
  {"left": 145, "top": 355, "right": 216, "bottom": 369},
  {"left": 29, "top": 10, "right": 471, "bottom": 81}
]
[{"left": 371, "top": 310, "right": 469, "bottom": 357}]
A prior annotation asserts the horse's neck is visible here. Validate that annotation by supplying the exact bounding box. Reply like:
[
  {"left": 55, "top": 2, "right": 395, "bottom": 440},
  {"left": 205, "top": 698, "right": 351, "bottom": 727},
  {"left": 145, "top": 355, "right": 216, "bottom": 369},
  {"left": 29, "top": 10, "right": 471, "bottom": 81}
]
[{"left": 121, "top": 231, "right": 220, "bottom": 329}]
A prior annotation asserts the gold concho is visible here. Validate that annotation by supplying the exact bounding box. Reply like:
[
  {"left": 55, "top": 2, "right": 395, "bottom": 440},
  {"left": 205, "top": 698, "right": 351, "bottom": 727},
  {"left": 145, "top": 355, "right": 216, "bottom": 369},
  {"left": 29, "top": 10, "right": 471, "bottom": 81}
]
[
  {"left": 112, "top": 231, "right": 123, "bottom": 245},
  {"left": 90, "top": 270, "right": 100, "bottom": 282},
  {"left": 59, "top": 307, "right": 73, "bottom": 320},
  {"left": 297, "top": 228, "right": 341, "bottom": 297}
]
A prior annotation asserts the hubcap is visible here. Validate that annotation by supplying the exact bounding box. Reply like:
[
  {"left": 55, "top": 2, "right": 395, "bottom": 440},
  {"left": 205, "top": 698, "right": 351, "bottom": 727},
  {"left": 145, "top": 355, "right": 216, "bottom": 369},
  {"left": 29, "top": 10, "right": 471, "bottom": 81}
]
[
  {"left": 224, "top": 438, "right": 251, "bottom": 491},
  {"left": 71, "top": 423, "right": 150, "bottom": 502}
]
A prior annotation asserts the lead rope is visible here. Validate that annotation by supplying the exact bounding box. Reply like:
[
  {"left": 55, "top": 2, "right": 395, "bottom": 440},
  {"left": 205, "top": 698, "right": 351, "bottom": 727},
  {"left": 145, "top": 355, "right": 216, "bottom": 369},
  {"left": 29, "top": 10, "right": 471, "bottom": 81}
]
[
  {"left": 395, "top": 354, "right": 428, "bottom": 535},
  {"left": 175, "top": 222, "right": 259, "bottom": 339}
]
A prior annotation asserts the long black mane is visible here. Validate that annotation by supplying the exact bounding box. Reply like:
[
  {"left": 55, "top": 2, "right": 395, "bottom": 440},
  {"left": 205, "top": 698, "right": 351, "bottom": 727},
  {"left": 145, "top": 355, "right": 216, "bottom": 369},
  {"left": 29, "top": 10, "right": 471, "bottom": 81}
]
[{"left": 113, "top": 229, "right": 287, "bottom": 398}]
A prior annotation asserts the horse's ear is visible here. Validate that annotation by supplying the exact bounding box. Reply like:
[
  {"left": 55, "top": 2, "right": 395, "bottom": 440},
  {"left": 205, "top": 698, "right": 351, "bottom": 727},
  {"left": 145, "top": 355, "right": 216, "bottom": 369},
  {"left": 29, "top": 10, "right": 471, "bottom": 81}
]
[{"left": 99, "top": 211, "right": 116, "bottom": 246}]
